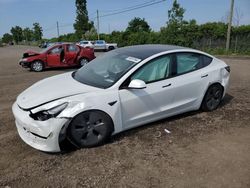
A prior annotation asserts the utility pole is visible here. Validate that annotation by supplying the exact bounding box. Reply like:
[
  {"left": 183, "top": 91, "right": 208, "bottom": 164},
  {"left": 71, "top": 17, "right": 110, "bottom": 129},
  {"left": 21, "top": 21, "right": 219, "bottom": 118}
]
[
  {"left": 56, "top": 21, "right": 60, "bottom": 38},
  {"left": 226, "top": 0, "right": 234, "bottom": 52},
  {"left": 97, "top": 9, "right": 100, "bottom": 40}
]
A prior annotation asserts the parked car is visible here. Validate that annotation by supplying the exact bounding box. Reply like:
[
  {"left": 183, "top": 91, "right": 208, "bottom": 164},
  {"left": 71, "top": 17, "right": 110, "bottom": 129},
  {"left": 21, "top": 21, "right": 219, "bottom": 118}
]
[
  {"left": 77, "top": 40, "right": 94, "bottom": 48},
  {"left": 19, "top": 43, "right": 95, "bottom": 72},
  {"left": 8, "top": 41, "right": 14, "bottom": 45},
  {"left": 39, "top": 42, "right": 49, "bottom": 48},
  {"left": 93, "top": 40, "right": 117, "bottom": 51},
  {"left": 12, "top": 45, "right": 230, "bottom": 152}
]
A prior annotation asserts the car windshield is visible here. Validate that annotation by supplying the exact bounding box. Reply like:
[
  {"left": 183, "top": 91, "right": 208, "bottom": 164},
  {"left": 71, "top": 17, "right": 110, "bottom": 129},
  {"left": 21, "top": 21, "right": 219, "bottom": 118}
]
[
  {"left": 80, "top": 41, "right": 88, "bottom": 44},
  {"left": 40, "top": 45, "right": 55, "bottom": 53},
  {"left": 73, "top": 51, "right": 141, "bottom": 88}
]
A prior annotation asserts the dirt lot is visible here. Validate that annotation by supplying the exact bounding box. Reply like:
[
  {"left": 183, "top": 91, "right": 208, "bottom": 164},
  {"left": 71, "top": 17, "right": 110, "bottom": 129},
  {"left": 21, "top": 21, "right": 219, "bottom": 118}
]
[{"left": 0, "top": 45, "right": 250, "bottom": 188}]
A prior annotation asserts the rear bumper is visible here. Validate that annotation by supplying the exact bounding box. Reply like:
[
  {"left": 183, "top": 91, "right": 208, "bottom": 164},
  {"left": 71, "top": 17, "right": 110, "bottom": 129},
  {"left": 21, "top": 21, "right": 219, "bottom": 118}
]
[{"left": 12, "top": 102, "right": 69, "bottom": 152}]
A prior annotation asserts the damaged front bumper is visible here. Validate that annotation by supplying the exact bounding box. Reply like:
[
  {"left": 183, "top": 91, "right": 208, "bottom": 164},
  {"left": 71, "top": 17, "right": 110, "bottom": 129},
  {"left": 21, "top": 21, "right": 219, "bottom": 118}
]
[
  {"left": 12, "top": 102, "right": 70, "bottom": 152},
  {"left": 19, "top": 61, "right": 30, "bottom": 68}
]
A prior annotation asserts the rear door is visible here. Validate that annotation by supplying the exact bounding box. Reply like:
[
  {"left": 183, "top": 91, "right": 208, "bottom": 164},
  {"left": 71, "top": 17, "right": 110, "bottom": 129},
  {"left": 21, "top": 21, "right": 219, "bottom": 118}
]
[
  {"left": 169, "top": 52, "right": 211, "bottom": 112},
  {"left": 65, "top": 44, "right": 79, "bottom": 65}
]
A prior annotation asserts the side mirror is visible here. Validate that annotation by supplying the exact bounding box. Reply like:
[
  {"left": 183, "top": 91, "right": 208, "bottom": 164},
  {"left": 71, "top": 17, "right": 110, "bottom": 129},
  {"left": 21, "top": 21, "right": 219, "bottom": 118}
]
[{"left": 128, "top": 79, "right": 146, "bottom": 89}]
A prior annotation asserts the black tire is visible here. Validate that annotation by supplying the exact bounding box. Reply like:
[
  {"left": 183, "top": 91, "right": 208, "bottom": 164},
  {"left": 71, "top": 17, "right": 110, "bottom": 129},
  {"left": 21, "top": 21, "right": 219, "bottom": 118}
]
[
  {"left": 30, "top": 60, "right": 44, "bottom": 72},
  {"left": 68, "top": 110, "right": 114, "bottom": 148},
  {"left": 108, "top": 46, "right": 115, "bottom": 51},
  {"left": 201, "top": 84, "right": 223, "bottom": 111},
  {"left": 79, "top": 57, "right": 89, "bottom": 66}
]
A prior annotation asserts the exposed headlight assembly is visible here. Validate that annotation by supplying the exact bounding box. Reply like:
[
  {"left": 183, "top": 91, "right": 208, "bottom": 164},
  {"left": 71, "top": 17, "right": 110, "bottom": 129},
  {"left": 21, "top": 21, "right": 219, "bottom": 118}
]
[{"left": 30, "top": 102, "right": 68, "bottom": 121}]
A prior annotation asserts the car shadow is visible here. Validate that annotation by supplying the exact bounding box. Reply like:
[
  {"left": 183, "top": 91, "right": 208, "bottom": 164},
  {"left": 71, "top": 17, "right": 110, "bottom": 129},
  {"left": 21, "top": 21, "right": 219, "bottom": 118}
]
[
  {"left": 218, "top": 93, "right": 234, "bottom": 109},
  {"left": 43, "top": 66, "right": 80, "bottom": 72},
  {"left": 109, "top": 93, "right": 234, "bottom": 143}
]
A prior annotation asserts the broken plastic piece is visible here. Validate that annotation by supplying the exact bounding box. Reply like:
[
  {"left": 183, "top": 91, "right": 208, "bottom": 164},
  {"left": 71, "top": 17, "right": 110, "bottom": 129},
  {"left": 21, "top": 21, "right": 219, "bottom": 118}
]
[{"left": 164, "top": 128, "right": 171, "bottom": 134}]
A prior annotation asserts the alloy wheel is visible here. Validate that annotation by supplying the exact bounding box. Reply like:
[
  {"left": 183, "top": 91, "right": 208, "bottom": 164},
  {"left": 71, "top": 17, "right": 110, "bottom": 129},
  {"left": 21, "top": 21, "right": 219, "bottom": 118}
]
[{"left": 69, "top": 111, "right": 112, "bottom": 147}]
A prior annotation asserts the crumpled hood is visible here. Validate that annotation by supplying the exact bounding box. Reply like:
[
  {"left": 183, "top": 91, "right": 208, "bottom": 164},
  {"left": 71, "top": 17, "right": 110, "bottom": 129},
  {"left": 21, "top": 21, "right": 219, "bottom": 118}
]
[
  {"left": 17, "top": 72, "right": 102, "bottom": 109},
  {"left": 23, "top": 50, "right": 40, "bottom": 58}
]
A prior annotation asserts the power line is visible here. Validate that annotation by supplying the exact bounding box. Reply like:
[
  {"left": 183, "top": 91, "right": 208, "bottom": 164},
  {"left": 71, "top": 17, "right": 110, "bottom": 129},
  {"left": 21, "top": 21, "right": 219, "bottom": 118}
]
[
  {"left": 43, "top": 23, "right": 73, "bottom": 33},
  {"left": 59, "top": 23, "right": 73, "bottom": 28},
  {"left": 43, "top": 25, "right": 57, "bottom": 32},
  {"left": 89, "top": 0, "right": 158, "bottom": 21},
  {"left": 99, "top": 0, "right": 157, "bottom": 13},
  {"left": 99, "top": 0, "right": 166, "bottom": 18},
  {"left": 43, "top": 0, "right": 166, "bottom": 34}
]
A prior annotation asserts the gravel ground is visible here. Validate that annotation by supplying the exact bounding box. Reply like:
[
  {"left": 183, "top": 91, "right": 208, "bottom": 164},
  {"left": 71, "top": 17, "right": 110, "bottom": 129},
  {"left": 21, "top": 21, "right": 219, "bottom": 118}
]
[{"left": 0, "top": 45, "right": 250, "bottom": 188}]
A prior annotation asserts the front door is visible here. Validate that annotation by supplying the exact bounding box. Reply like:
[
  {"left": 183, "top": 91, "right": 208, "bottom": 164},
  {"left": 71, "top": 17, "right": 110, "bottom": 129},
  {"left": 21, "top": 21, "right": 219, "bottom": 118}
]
[
  {"left": 46, "top": 45, "right": 63, "bottom": 66},
  {"left": 119, "top": 55, "right": 176, "bottom": 129}
]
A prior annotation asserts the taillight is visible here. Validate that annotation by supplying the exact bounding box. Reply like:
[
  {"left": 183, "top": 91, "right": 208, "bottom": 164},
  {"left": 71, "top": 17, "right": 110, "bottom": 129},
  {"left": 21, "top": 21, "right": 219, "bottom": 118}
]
[{"left": 225, "top": 66, "right": 230, "bottom": 73}]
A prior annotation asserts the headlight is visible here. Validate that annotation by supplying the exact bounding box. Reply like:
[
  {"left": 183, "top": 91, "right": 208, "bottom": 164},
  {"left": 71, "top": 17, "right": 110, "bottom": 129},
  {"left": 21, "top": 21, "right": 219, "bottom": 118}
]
[{"left": 30, "top": 102, "right": 68, "bottom": 121}]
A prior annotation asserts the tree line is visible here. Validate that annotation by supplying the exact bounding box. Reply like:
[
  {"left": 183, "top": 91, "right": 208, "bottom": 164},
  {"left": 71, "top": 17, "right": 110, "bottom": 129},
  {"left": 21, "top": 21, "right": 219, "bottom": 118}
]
[{"left": 1, "top": 23, "right": 42, "bottom": 44}]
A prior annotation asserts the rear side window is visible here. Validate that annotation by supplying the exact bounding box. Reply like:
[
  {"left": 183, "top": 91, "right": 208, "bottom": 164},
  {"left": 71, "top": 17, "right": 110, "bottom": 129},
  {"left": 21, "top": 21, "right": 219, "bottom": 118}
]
[
  {"left": 202, "top": 55, "right": 213, "bottom": 67},
  {"left": 176, "top": 53, "right": 202, "bottom": 74},
  {"left": 175, "top": 53, "right": 213, "bottom": 75},
  {"left": 68, "top": 44, "right": 78, "bottom": 52}
]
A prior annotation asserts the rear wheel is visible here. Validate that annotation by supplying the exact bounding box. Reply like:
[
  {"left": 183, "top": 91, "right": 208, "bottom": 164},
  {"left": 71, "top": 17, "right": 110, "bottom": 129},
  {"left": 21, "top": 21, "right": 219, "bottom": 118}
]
[
  {"left": 68, "top": 110, "right": 113, "bottom": 148},
  {"left": 201, "top": 84, "right": 223, "bottom": 111},
  {"left": 79, "top": 58, "right": 89, "bottom": 66},
  {"left": 30, "top": 60, "right": 44, "bottom": 72},
  {"left": 108, "top": 46, "right": 115, "bottom": 51}
]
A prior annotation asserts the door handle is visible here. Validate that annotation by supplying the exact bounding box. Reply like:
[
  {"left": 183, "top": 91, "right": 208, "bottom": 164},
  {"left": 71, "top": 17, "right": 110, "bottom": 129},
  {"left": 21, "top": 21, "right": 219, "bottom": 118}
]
[
  {"left": 162, "top": 83, "right": 172, "bottom": 88},
  {"left": 201, "top": 74, "right": 208, "bottom": 78}
]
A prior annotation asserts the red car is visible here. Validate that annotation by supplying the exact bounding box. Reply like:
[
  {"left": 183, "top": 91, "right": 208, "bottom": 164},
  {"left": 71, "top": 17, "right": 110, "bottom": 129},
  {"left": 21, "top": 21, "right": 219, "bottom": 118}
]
[{"left": 19, "top": 43, "right": 95, "bottom": 72}]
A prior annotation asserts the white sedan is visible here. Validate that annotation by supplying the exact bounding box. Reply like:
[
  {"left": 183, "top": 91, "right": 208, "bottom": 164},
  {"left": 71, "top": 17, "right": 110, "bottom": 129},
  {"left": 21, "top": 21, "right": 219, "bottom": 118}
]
[
  {"left": 12, "top": 45, "right": 230, "bottom": 152},
  {"left": 77, "top": 40, "right": 94, "bottom": 49}
]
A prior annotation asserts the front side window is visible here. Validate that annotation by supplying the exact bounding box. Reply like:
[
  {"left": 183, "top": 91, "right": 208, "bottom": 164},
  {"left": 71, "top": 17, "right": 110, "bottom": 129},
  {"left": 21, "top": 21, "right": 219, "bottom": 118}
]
[
  {"left": 176, "top": 53, "right": 202, "bottom": 75},
  {"left": 49, "top": 46, "right": 63, "bottom": 54},
  {"left": 131, "top": 55, "right": 171, "bottom": 83}
]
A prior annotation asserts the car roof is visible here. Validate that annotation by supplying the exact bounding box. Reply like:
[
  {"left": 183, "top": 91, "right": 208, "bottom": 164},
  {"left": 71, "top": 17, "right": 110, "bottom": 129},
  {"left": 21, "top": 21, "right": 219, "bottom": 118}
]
[{"left": 115, "top": 44, "right": 189, "bottom": 60}]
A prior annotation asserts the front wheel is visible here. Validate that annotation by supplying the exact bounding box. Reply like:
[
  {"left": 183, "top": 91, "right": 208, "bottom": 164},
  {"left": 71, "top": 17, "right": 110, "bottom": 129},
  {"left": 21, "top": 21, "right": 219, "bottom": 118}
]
[
  {"left": 201, "top": 84, "right": 223, "bottom": 111},
  {"left": 68, "top": 110, "right": 113, "bottom": 148},
  {"left": 30, "top": 60, "right": 44, "bottom": 72}
]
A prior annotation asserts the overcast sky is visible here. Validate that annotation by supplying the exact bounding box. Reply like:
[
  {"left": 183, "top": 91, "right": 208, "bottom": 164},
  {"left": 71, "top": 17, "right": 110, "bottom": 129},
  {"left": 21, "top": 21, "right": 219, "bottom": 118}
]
[{"left": 0, "top": 0, "right": 250, "bottom": 38}]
